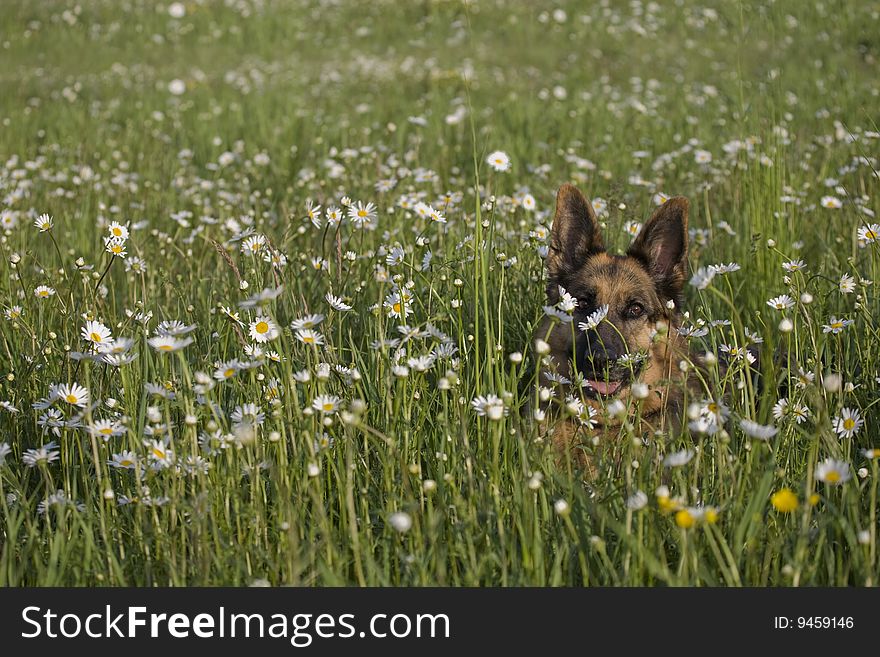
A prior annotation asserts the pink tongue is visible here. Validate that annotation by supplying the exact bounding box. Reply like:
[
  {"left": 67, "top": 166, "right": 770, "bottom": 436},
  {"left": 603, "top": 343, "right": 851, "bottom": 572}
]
[{"left": 589, "top": 380, "right": 621, "bottom": 395}]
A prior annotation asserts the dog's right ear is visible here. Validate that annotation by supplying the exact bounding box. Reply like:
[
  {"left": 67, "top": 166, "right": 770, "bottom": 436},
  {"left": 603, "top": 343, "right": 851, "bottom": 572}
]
[{"left": 547, "top": 184, "right": 605, "bottom": 291}]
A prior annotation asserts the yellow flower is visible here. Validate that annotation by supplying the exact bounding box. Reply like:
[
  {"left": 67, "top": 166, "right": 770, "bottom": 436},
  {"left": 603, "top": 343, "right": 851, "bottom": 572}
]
[
  {"left": 771, "top": 488, "right": 799, "bottom": 513},
  {"left": 808, "top": 493, "right": 820, "bottom": 506},
  {"left": 704, "top": 508, "right": 719, "bottom": 524},
  {"left": 675, "top": 509, "right": 695, "bottom": 529}
]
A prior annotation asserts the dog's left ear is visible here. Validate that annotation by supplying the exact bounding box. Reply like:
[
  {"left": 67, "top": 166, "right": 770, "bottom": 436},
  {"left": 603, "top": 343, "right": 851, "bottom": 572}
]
[{"left": 627, "top": 197, "right": 689, "bottom": 304}]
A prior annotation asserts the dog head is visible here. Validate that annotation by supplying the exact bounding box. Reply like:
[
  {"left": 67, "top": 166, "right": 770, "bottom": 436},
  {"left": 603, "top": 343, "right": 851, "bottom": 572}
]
[{"left": 544, "top": 183, "right": 689, "bottom": 399}]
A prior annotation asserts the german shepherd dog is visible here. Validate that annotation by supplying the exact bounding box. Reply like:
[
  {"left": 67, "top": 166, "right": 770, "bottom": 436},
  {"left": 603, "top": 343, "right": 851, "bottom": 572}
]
[{"left": 535, "top": 184, "right": 695, "bottom": 471}]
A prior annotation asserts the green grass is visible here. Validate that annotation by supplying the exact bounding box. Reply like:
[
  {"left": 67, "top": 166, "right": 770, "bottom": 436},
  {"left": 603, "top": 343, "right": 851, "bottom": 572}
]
[{"left": 0, "top": 0, "right": 878, "bottom": 586}]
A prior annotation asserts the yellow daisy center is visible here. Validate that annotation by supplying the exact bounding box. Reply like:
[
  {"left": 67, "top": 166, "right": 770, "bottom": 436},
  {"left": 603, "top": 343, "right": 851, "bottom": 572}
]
[
  {"left": 675, "top": 510, "right": 695, "bottom": 529},
  {"left": 159, "top": 344, "right": 174, "bottom": 351},
  {"left": 358, "top": 209, "right": 367, "bottom": 217},
  {"left": 825, "top": 470, "right": 840, "bottom": 483},
  {"left": 224, "top": 368, "right": 235, "bottom": 378},
  {"left": 303, "top": 336, "right": 314, "bottom": 344},
  {"left": 255, "top": 321, "right": 269, "bottom": 334},
  {"left": 866, "top": 230, "right": 878, "bottom": 240},
  {"left": 90, "top": 332, "right": 102, "bottom": 342},
  {"left": 65, "top": 394, "right": 78, "bottom": 403},
  {"left": 843, "top": 418, "right": 855, "bottom": 430},
  {"left": 322, "top": 403, "right": 334, "bottom": 412},
  {"left": 393, "top": 302, "right": 402, "bottom": 314},
  {"left": 112, "top": 227, "right": 122, "bottom": 236},
  {"left": 120, "top": 459, "right": 133, "bottom": 467},
  {"left": 100, "top": 427, "right": 113, "bottom": 435}
]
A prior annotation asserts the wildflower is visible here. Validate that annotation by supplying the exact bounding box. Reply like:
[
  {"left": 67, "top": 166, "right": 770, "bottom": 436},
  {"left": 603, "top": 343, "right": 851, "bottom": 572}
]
[
  {"left": 57, "top": 382, "right": 89, "bottom": 407},
  {"left": 544, "top": 304, "right": 572, "bottom": 323},
  {"left": 325, "top": 206, "right": 342, "bottom": 226},
  {"left": 822, "top": 373, "right": 842, "bottom": 392},
  {"left": 631, "top": 382, "right": 649, "bottom": 399},
  {"left": 772, "top": 398, "right": 810, "bottom": 424},
  {"left": 305, "top": 202, "right": 322, "bottom": 229},
  {"left": 857, "top": 223, "right": 879, "bottom": 244},
  {"left": 34, "top": 214, "right": 53, "bottom": 232},
  {"left": 471, "top": 394, "right": 506, "bottom": 420},
  {"left": 663, "top": 449, "right": 694, "bottom": 468},
  {"left": 782, "top": 259, "right": 807, "bottom": 273},
  {"left": 4, "top": 306, "right": 22, "bottom": 321},
  {"left": 155, "top": 320, "right": 197, "bottom": 336},
  {"left": 23, "top": 442, "right": 60, "bottom": 467},
  {"left": 678, "top": 324, "right": 709, "bottom": 338},
  {"left": 794, "top": 368, "right": 815, "bottom": 388},
  {"left": 104, "top": 237, "right": 127, "bottom": 258},
  {"left": 295, "top": 329, "right": 324, "bottom": 346},
  {"left": 81, "top": 320, "right": 114, "bottom": 350},
  {"left": 770, "top": 488, "right": 798, "bottom": 513},
  {"left": 822, "top": 316, "right": 853, "bottom": 334},
  {"left": 815, "top": 458, "right": 851, "bottom": 485},
  {"left": 626, "top": 490, "right": 648, "bottom": 511},
  {"left": 675, "top": 505, "right": 717, "bottom": 528},
  {"left": 832, "top": 408, "right": 863, "bottom": 439},
  {"left": 577, "top": 305, "right": 609, "bottom": 332},
  {"left": 767, "top": 295, "right": 795, "bottom": 311},
  {"left": 689, "top": 266, "right": 715, "bottom": 289},
  {"left": 839, "top": 273, "right": 856, "bottom": 294},
  {"left": 347, "top": 200, "right": 377, "bottom": 227},
  {"left": 739, "top": 418, "right": 779, "bottom": 440},
  {"left": 290, "top": 314, "right": 325, "bottom": 331},
  {"left": 87, "top": 419, "right": 126, "bottom": 440},
  {"left": 312, "top": 395, "right": 342, "bottom": 414},
  {"left": 0, "top": 442, "right": 11, "bottom": 466},
  {"left": 108, "top": 451, "right": 138, "bottom": 470},
  {"left": 326, "top": 293, "right": 352, "bottom": 311},
  {"left": 709, "top": 262, "right": 741, "bottom": 274},
  {"left": 486, "top": 150, "right": 511, "bottom": 172},
  {"left": 34, "top": 285, "right": 56, "bottom": 299},
  {"left": 553, "top": 499, "right": 570, "bottom": 516},
  {"left": 248, "top": 316, "right": 279, "bottom": 343},
  {"left": 389, "top": 511, "right": 413, "bottom": 533},
  {"left": 147, "top": 336, "right": 193, "bottom": 352},
  {"left": 145, "top": 439, "right": 175, "bottom": 468},
  {"left": 675, "top": 509, "right": 696, "bottom": 529},
  {"left": 688, "top": 399, "right": 729, "bottom": 435},
  {"left": 820, "top": 195, "right": 842, "bottom": 209},
  {"left": 231, "top": 403, "right": 265, "bottom": 426},
  {"left": 108, "top": 222, "right": 129, "bottom": 240},
  {"left": 565, "top": 395, "right": 597, "bottom": 427},
  {"left": 384, "top": 291, "right": 412, "bottom": 319}
]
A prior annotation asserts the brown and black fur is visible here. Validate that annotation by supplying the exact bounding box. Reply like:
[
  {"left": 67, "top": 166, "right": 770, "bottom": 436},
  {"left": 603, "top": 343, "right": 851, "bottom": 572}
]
[{"left": 536, "top": 184, "right": 697, "bottom": 471}]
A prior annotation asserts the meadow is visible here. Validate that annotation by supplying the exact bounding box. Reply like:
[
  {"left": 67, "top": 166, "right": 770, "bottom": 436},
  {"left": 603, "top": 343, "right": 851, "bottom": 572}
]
[{"left": 0, "top": 0, "right": 878, "bottom": 586}]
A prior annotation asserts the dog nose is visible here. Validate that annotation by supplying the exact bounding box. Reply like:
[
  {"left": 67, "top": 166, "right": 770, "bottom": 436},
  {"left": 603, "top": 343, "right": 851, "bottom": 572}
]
[{"left": 583, "top": 345, "right": 619, "bottom": 373}]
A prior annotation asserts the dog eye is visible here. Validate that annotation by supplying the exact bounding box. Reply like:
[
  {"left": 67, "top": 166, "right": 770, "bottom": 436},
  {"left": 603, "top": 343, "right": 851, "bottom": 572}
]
[{"left": 626, "top": 303, "right": 645, "bottom": 319}]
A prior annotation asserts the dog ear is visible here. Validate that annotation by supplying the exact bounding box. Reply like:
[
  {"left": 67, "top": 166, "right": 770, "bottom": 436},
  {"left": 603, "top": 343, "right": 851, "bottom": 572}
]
[
  {"left": 547, "top": 184, "right": 605, "bottom": 294},
  {"left": 627, "top": 197, "right": 689, "bottom": 304}
]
